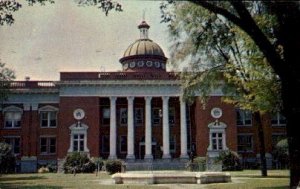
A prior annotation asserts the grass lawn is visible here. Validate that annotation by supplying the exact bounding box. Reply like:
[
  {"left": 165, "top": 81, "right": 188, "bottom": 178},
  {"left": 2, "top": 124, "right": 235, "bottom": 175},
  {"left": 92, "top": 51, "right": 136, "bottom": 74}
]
[{"left": 0, "top": 170, "right": 289, "bottom": 189}]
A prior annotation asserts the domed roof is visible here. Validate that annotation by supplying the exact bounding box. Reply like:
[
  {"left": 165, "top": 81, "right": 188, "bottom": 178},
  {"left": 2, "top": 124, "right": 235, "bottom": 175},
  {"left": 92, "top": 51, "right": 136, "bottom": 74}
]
[{"left": 122, "top": 39, "right": 165, "bottom": 58}]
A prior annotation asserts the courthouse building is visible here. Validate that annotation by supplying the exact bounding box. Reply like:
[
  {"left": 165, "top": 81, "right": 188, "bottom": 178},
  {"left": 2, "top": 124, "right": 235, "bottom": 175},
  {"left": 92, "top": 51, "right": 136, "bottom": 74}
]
[{"left": 0, "top": 21, "right": 286, "bottom": 172}]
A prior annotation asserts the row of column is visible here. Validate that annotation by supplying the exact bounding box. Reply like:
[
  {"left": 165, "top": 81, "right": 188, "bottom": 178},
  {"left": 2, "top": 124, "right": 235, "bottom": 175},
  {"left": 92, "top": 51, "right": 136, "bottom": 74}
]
[{"left": 108, "top": 96, "right": 189, "bottom": 160}]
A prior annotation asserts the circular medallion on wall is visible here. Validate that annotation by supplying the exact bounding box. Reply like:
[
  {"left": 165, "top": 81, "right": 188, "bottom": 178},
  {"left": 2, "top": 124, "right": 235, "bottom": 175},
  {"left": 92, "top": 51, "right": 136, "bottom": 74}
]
[
  {"left": 137, "top": 61, "right": 144, "bottom": 67},
  {"left": 211, "top": 107, "right": 222, "bottom": 119},
  {"left": 129, "top": 61, "right": 136, "bottom": 68},
  {"left": 155, "top": 61, "right": 160, "bottom": 68},
  {"left": 146, "top": 60, "right": 153, "bottom": 67},
  {"left": 123, "top": 63, "right": 128, "bottom": 69},
  {"left": 73, "top": 108, "right": 85, "bottom": 120}
]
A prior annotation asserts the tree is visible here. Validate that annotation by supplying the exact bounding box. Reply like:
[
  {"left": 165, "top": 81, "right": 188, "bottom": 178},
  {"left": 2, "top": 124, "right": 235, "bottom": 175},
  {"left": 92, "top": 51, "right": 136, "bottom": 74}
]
[
  {"left": 0, "top": 142, "right": 16, "bottom": 174},
  {"left": 0, "top": 61, "right": 15, "bottom": 103},
  {"left": 162, "top": 1, "right": 300, "bottom": 187},
  {"left": 166, "top": 1, "right": 280, "bottom": 177}
]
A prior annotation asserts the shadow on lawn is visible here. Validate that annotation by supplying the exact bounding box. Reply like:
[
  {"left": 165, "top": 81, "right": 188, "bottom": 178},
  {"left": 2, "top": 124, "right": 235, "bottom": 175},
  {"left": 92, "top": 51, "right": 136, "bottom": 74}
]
[
  {"left": 0, "top": 175, "right": 45, "bottom": 181},
  {"left": 0, "top": 183, "right": 62, "bottom": 189},
  {"left": 257, "top": 186, "right": 289, "bottom": 189}
]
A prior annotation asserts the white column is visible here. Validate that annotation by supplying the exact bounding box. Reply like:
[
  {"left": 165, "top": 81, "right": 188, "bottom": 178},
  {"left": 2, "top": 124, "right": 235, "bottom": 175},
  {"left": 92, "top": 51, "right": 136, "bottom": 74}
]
[
  {"left": 109, "top": 96, "right": 117, "bottom": 159},
  {"left": 144, "top": 96, "right": 153, "bottom": 160},
  {"left": 162, "top": 96, "right": 171, "bottom": 159},
  {"left": 126, "top": 96, "right": 135, "bottom": 160},
  {"left": 180, "top": 97, "right": 189, "bottom": 159}
]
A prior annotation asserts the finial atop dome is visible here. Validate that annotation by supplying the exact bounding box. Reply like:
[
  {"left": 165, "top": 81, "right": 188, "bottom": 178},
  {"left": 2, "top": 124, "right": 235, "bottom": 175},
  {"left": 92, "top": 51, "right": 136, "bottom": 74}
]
[{"left": 138, "top": 19, "right": 150, "bottom": 39}]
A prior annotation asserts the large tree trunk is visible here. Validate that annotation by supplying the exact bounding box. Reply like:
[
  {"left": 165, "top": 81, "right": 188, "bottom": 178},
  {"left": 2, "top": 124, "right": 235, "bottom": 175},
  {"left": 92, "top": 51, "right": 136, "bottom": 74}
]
[
  {"left": 281, "top": 78, "right": 300, "bottom": 189},
  {"left": 253, "top": 111, "right": 267, "bottom": 177}
]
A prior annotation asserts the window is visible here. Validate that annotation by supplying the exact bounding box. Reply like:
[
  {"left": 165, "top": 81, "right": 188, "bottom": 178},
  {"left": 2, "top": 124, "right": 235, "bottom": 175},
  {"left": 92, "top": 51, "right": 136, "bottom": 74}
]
[
  {"left": 119, "top": 136, "right": 127, "bottom": 153},
  {"left": 40, "top": 112, "right": 57, "bottom": 127},
  {"left": 170, "top": 135, "right": 176, "bottom": 153},
  {"left": 271, "top": 112, "right": 286, "bottom": 126},
  {"left": 212, "top": 133, "right": 223, "bottom": 150},
  {"left": 73, "top": 134, "right": 85, "bottom": 152},
  {"left": 4, "top": 137, "right": 20, "bottom": 154},
  {"left": 120, "top": 108, "right": 127, "bottom": 125},
  {"left": 134, "top": 108, "right": 143, "bottom": 125},
  {"left": 102, "top": 108, "right": 110, "bottom": 125},
  {"left": 169, "top": 107, "right": 175, "bottom": 125},
  {"left": 236, "top": 109, "right": 252, "bottom": 126},
  {"left": 237, "top": 134, "right": 253, "bottom": 152},
  {"left": 40, "top": 137, "right": 56, "bottom": 154},
  {"left": 101, "top": 135, "right": 110, "bottom": 153},
  {"left": 4, "top": 112, "right": 21, "bottom": 128},
  {"left": 152, "top": 108, "right": 161, "bottom": 125}
]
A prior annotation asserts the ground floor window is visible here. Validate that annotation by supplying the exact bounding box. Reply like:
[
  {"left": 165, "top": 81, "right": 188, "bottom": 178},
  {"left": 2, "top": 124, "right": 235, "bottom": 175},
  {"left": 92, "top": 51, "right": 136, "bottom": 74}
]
[
  {"left": 212, "top": 133, "right": 223, "bottom": 150},
  {"left": 40, "top": 137, "right": 56, "bottom": 154},
  {"left": 237, "top": 134, "right": 253, "bottom": 152},
  {"left": 170, "top": 135, "right": 176, "bottom": 153},
  {"left": 73, "top": 134, "right": 85, "bottom": 152},
  {"left": 4, "top": 137, "right": 20, "bottom": 154}
]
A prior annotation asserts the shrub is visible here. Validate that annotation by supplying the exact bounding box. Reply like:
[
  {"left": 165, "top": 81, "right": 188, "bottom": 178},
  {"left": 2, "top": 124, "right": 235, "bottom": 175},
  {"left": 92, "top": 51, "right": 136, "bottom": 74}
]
[
  {"left": 216, "top": 150, "right": 243, "bottom": 171},
  {"left": 105, "top": 159, "right": 124, "bottom": 174},
  {"left": 63, "top": 152, "right": 96, "bottom": 173},
  {"left": 186, "top": 156, "right": 206, "bottom": 171},
  {"left": 0, "top": 142, "right": 16, "bottom": 174},
  {"left": 91, "top": 157, "right": 104, "bottom": 171}
]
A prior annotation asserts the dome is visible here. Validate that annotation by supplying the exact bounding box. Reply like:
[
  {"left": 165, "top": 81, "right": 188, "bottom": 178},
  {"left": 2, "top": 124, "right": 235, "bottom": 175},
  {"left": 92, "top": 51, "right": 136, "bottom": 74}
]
[
  {"left": 122, "top": 39, "right": 165, "bottom": 58},
  {"left": 119, "top": 20, "right": 168, "bottom": 72}
]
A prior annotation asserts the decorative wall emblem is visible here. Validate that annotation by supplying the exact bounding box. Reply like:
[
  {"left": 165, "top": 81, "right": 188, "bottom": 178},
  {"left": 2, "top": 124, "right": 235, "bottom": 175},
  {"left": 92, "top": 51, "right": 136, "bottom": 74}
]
[
  {"left": 73, "top": 108, "right": 85, "bottom": 120},
  {"left": 137, "top": 61, "right": 144, "bottom": 67},
  {"left": 211, "top": 107, "right": 222, "bottom": 119},
  {"left": 123, "top": 63, "right": 128, "bottom": 69},
  {"left": 146, "top": 60, "right": 153, "bottom": 67},
  {"left": 155, "top": 61, "right": 160, "bottom": 68},
  {"left": 129, "top": 61, "right": 136, "bottom": 68}
]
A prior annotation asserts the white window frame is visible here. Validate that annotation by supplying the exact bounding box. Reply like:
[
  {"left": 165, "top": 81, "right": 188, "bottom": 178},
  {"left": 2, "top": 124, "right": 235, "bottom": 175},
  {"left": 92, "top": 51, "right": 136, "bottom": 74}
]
[
  {"left": 40, "top": 136, "right": 56, "bottom": 155},
  {"left": 68, "top": 123, "right": 89, "bottom": 153},
  {"left": 236, "top": 109, "right": 252, "bottom": 126},
  {"left": 271, "top": 112, "right": 286, "bottom": 127},
  {"left": 39, "top": 105, "right": 58, "bottom": 128},
  {"left": 237, "top": 134, "right": 253, "bottom": 153},
  {"left": 207, "top": 121, "right": 228, "bottom": 153},
  {"left": 3, "top": 106, "right": 23, "bottom": 129}
]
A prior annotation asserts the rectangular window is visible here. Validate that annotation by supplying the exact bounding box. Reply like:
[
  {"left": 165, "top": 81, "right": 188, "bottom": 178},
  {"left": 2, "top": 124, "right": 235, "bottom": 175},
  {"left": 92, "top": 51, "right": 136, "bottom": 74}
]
[
  {"left": 40, "top": 137, "right": 56, "bottom": 154},
  {"left": 73, "top": 134, "right": 85, "bottom": 152},
  {"left": 212, "top": 133, "right": 223, "bottom": 150},
  {"left": 102, "top": 108, "right": 110, "bottom": 125},
  {"left": 120, "top": 108, "right": 128, "bottom": 125},
  {"left": 170, "top": 135, "right": 176, "bottom": 153},
  {"left": 4, "top": 137, "right": 20, "bottom": 154},
  {"left": 271, "top": 112, "right": 286, "bottom": 126},
  {"left": 119, "top": 136, "right": 127, "bottom": 153},
  {"left": 237, "top": 134, "right": 253, "bottom": 152},
  {"left": 102, "top": 135, "right": 110, "bottom": 153},
  {"left": 169, "top": 107, "right": 175, "bottom": 125},
  {"left": 40, "top": 112, "right": 57, "bottom": 128},
  {"left": 152, "top": 108, "right": 161, "bottom": 125},
  {"left": 134, "top": 108, "right": 143, "bottom": 125},
  {"left": 4, "top": 112, "right": 21, "bottom": 128},
  {"left": 236, "top": 109, "right": 252, "bottom": 126}
]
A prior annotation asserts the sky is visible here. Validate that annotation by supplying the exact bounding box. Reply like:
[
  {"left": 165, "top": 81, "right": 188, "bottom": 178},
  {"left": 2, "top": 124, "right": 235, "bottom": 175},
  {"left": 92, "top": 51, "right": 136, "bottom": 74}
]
[{"left": 0, "top": 0, "right": 171, "bottom": 81}]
